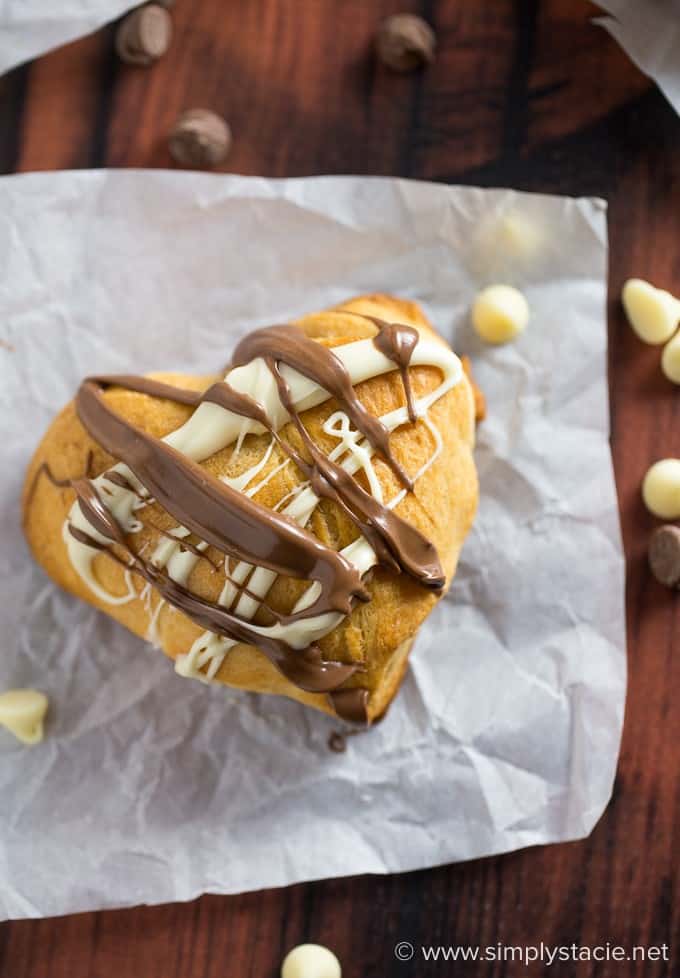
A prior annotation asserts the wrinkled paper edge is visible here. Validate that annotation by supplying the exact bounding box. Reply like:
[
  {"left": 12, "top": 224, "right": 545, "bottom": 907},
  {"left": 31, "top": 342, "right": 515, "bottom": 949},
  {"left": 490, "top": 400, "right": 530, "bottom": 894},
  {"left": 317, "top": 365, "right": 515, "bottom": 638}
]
[
  {"left": 593, "top": 1, "right": 680, "bottom": 115},
  {"left": 0, "top": 0, "right": 135, "bottom": 76}
]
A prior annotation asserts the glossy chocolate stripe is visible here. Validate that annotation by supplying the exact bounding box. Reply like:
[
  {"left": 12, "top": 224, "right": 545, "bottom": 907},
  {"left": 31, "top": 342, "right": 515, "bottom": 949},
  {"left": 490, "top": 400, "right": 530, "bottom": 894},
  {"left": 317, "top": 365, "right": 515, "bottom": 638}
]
[
  {"left": 201, "top": 381, "right": 271, "bottom": 427},
  {"left": 141, "top": 564, "right": 357, "bottom": 693},
  {"left": 103, "top": 470, "right": 142, "bottom": 493},
  {"left": 371, "top": 319, "right": 420, "bottom": 423},
  {"left": 268, "top": 359, "right": 445, "bottom": 591},
  {"left": 231, "top": 324, "right": 414, "bottom": 489},
  {"left": 76, "top": 378, "right": 368, "bottom": 621},
  {"left": 144, "top": 522, "right": 222, "bottom": 572},
  {"left": 90, "top": 374, "right": 204, "bottom": 406},
  {"left": 69, "top": 465, "right": 358, "bottom": 693},
  {"left": 329, "top": 687, "right": 370, "bottom": 725},
  {"left": 72, "top": 477, "right": 128, "bottom": 544}
]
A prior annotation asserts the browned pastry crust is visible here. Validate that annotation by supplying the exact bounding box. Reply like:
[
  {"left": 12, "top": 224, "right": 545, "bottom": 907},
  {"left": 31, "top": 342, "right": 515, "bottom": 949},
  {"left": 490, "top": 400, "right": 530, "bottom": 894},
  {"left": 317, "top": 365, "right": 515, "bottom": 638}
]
[
  {"left": 22, "top": 294, "right": 478, "bottom": 722},
  {"left": 461, "top": 356, "right": 486, "bottom": 423}
]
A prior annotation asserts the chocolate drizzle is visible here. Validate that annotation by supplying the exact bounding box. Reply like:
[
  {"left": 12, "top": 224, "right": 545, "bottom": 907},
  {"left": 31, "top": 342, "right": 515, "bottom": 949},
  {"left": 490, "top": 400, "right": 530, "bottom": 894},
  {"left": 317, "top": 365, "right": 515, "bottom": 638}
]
[
  {"left": 145, "top": 522, "right": 222, "bottom": 572},
  {"left": 77, "top": 379, "right": 367, "bottom": 619},
  {"left": 266, "top": 359, "right": 444, "bottom": 590},
  {"left": 103, "top": 470, "right": 141, "bottom": 493},
  {"left": 371, "top": 318, "right": 420, "bottom": 423},
  {"left": 27, "top": 451, "right": 95, "bottom": 502},
  {"left": 67, "top": 524, "right": 131, "bottom": 572},
  {"left": 55, "top": 319, "right": 447, "bottom": 724},
  {"left": 67, "top": 472, "right": 359, "bottom": 693},
  {"left": 329, "top": 687, "right": 371, "bottom": 725},
  {"left": 232, "top": 325, "right": 414, "bottom": 490}
]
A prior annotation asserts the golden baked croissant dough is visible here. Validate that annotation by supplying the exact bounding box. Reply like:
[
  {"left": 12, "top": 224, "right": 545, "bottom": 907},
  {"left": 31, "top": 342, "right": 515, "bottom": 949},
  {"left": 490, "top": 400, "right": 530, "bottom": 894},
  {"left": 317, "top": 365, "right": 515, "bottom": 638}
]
[{"left": 23, "top": 294, "right": 478, "bottom": 724}]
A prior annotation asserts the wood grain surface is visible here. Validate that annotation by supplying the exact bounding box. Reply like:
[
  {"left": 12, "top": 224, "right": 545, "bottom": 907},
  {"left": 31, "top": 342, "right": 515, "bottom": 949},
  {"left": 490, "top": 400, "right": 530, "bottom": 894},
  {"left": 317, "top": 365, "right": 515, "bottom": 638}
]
[{"left": 0, "top": 1, "right": 678, "bottom": 976}]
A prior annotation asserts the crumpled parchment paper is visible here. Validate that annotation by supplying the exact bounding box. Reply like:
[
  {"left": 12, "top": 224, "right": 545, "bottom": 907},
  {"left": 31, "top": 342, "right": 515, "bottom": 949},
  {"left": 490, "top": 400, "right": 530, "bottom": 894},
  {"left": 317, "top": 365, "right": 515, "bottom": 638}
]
[
  {"left": 0, "top": 171, "right": 625, "bottom": 920},
  {"left": 0, "top": 0, "right": 134, "bottom": 74},
  {"left": 594, "top": 1, "right": 680, "bottom": 114}
]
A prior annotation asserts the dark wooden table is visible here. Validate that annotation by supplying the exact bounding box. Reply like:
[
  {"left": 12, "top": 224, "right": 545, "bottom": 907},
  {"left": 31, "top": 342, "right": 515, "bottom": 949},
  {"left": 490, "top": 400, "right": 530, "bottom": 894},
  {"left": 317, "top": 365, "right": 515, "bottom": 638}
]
[{"left": 1, "top": 2, "right": 678, "bottom": 976}]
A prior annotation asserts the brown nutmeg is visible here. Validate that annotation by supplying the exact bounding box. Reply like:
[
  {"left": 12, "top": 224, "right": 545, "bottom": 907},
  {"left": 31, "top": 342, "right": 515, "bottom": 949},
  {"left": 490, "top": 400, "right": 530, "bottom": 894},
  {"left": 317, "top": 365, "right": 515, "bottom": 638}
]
[
  {"left": 115, "top": 4, "right": 173, "bottom": 66},
  {"left": 376, "top": 13, "right": 436, "bottom": 72},
  {"left": 649, "top": 524, "right": 680, "bottom": 588},
  {"left": 169, "top": 109, "right": 232, "bottom": 168}
]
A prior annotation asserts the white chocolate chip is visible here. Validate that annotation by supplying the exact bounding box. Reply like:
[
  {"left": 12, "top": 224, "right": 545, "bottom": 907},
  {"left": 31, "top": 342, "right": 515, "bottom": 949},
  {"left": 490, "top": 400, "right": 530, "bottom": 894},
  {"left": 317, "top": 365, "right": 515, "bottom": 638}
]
[
  {"left": 281, "top": 943, "right": 341, "bottom": 978},
  {"left": 642, "top": 459, "right": 680, "bottom": 520},
  {"left": 472, "top": 284, "right": 529, "bottom": 345},
  {"left": 622, "top": 278, "right": 680, "bottom": 345},
  {"left": 498, "top": 213, "right": 542, "bottom": 259},
  {"left": 661, "top": 330, "right": 680, "bottom": 384},
  {"left": 0, "top": 689, "right": 48, "bottom": 745}
]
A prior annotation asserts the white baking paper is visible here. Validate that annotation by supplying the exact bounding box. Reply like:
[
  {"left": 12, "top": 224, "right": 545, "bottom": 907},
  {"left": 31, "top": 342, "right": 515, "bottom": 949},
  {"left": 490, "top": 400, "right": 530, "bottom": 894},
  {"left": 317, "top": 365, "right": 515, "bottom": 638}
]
[
  {"left": 0, "top": 171, "right": 625, "bottom": 920},
  {"left": 594, "top": 1, "right": 680, "bottom": 114},
  {"left": 0, "top": 0, "right": 134, "bottom": 75}
]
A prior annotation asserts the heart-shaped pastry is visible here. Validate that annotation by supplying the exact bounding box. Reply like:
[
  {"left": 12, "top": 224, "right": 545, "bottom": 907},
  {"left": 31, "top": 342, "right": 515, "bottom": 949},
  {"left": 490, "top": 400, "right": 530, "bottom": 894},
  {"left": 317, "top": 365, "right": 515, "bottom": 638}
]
[{"left": 23, "top": 294, "right": 479, "bottom": 724}]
